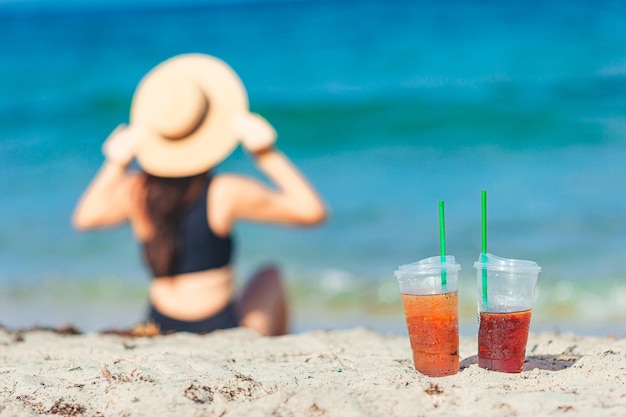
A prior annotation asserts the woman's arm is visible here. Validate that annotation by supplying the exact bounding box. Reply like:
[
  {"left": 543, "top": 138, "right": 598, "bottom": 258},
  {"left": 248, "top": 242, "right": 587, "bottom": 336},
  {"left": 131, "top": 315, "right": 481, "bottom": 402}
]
[
  {"left": 72, "top": 125, "right": 141, "bottom": 230},
  {"left": 72, "top": 162, "right": 137, "bottom": 230},
  {"left": 208, "top": 114, "right": 327, "bottom": 235},
  {"left": 247, "top": 148, "right": 327, "bottom": 224}
]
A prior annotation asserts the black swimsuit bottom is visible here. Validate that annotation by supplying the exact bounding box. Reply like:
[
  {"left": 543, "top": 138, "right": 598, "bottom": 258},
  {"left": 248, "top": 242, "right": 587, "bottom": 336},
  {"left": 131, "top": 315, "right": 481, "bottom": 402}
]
[{"left": 147, "top": 301, "right": 239, "bottom": 334}]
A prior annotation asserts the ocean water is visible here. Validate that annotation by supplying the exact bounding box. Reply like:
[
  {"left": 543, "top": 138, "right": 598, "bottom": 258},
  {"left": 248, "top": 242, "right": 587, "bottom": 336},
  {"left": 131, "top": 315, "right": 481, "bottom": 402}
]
[{"left": 1, "top": 0, "right": 626, "bottom": 335}]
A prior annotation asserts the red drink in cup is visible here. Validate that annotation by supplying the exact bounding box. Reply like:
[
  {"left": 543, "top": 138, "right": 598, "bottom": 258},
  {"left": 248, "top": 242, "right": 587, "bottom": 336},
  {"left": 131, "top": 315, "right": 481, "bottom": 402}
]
[
  {"left": 395, "top": 256, "right": 461, "bottom": 377},
  {"left": 478, "top": 309, "right": 532, "bottom": 373},
  {"left": 474, "top": 253, "right": 541, "bottom": 374}
]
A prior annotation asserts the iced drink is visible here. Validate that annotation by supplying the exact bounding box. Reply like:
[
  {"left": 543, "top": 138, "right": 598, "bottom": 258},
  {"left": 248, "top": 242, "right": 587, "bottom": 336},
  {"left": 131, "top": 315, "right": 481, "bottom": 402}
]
[
  {"left": 478, "top": 309, "right": 531, "bottom": 373},
  {"left": 395, "top": 256, "right": 460, "bottom": 377},
  {"left": 401, "top": 291, "right": 459, "bottom": 376},
  {"left": 474, "top": 253, "right": 541, "bottom": 373}
]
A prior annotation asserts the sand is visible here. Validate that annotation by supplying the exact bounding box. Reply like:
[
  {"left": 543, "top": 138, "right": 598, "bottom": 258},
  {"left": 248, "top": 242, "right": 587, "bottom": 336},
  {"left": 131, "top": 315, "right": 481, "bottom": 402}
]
[{"left": 0, "top": 327, "right": 625, "bottom": 417}]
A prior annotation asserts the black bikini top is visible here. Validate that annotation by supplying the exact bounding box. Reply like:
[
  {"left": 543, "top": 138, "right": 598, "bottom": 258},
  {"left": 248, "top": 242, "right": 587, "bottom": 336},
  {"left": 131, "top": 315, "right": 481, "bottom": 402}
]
[{"left": 173, "top": 177, "right": 233, "bottom": 274}]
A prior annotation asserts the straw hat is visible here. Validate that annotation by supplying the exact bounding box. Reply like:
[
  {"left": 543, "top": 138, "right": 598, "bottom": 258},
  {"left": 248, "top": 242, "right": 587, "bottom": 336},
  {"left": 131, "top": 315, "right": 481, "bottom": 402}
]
[{"left": 130, "top": 53, "right": 248, "bottom": 177}]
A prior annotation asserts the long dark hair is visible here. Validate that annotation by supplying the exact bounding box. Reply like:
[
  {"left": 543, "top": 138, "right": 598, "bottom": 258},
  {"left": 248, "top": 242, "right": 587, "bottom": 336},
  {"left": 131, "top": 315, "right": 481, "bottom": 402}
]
[{"left": 142, "top": 172, "right": 209, "bottom": 277}]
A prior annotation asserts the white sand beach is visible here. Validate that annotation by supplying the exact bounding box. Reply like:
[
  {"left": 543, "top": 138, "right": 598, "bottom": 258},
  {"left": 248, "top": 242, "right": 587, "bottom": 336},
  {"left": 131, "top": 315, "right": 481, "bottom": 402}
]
[{"left": 1, "top": 327, "right": 625, "bottom": 416}]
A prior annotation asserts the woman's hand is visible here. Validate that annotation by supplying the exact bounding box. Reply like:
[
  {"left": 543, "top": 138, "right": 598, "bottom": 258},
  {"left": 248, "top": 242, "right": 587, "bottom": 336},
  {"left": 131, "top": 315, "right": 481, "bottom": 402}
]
[
  {"left": 102, "top": 124, "right": 143, "bottom": 167},
  {"left": 232, "top": 113, "right": 277, "bottom": 155}
]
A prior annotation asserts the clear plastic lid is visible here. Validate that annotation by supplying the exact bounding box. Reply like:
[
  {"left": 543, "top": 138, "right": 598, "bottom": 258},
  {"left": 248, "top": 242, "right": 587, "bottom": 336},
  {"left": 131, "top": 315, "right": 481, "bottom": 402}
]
[
  {"left": 395, "top": 255, "right": 461, "bottom": 276},
  {"left": 474, "top": 253, "right": 541, "bottom": 273},
  {"left": 394, "top": 256, "right": 460, "bottom": 295}
]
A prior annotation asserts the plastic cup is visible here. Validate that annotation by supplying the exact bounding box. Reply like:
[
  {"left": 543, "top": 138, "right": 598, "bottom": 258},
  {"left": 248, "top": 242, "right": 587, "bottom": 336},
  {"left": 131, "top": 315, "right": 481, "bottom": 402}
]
[
  {"left": 394, "top": 256, "right": 461, "bottom": 377},
  {"left": 474, "top": 253, "right": 541, "bottom": 373}
]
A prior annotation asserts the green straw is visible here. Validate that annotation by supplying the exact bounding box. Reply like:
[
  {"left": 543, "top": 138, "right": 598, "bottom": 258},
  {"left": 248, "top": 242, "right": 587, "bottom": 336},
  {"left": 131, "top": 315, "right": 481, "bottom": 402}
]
[
  {"left": 481, "top": 190, "right": 488, "bottom": 305},
  {"left": 439, "top": 200, "right": 447, "bottom": 287}
]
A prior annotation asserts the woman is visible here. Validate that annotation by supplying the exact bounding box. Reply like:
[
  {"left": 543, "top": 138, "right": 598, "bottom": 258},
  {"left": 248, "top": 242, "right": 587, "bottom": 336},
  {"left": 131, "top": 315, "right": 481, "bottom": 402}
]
[{"left": 72, "top": 54, "right": 326, "bottom": 336}]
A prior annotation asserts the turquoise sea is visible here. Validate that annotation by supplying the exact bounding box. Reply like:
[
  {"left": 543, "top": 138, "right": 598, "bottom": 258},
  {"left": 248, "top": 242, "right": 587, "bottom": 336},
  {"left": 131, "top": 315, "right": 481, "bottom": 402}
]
[{"left": 1, "top": 0, "right": 626, "bottom": 335}]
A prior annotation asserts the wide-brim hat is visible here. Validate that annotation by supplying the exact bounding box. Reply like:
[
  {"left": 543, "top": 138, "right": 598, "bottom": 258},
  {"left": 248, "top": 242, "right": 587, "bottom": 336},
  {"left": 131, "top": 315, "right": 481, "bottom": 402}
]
[{"left": 130, "top": 53, "right": 248, "bottom": 177}]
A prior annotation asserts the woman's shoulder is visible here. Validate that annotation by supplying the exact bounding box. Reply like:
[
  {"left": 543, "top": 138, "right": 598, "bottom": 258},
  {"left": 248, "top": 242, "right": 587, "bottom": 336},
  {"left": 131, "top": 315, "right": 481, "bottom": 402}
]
[{"left": 209, "top": 172, "right": 258, "bottom": 195}]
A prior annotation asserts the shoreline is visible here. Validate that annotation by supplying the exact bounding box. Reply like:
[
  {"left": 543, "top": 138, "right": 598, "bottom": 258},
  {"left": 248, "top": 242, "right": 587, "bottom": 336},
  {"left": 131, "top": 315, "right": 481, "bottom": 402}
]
[
  {"left": 2, "top": 302, "right": 626, "bottom": 340},
  {"left": 3, "top": 276, "right": 626, "bottom": 339}
]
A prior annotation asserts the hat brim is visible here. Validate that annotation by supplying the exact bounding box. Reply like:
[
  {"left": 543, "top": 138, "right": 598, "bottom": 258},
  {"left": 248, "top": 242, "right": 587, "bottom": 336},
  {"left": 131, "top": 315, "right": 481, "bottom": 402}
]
[{"left": 131, "top": 54, "right": 248, "bottom": 177}]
